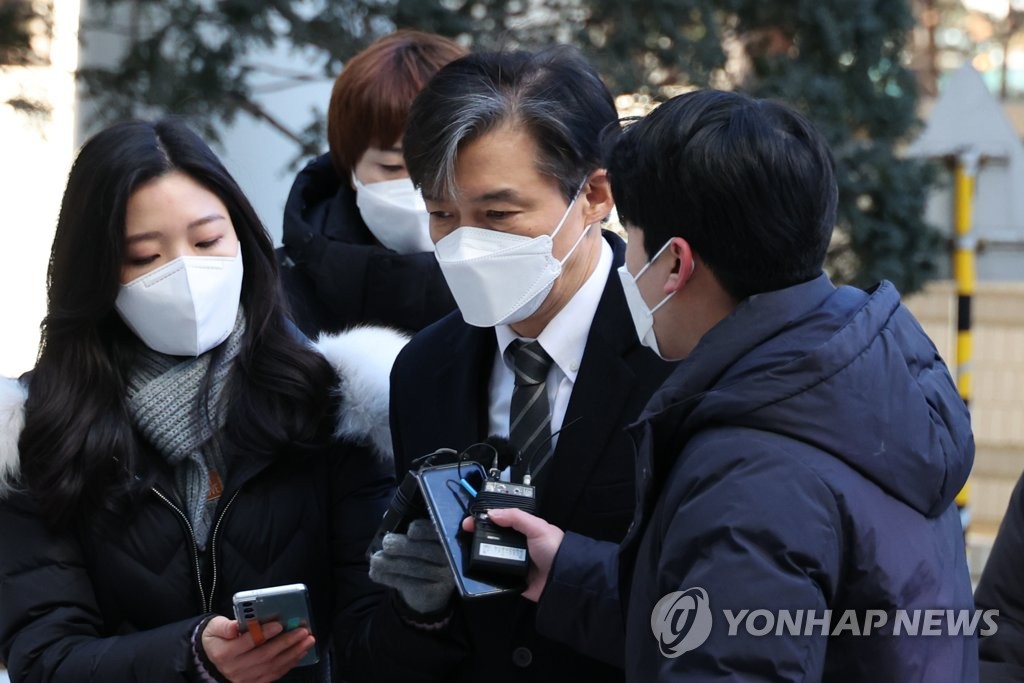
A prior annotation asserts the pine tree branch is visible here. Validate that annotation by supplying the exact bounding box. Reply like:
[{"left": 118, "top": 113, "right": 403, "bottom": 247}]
[{"left": 232, "top": 94, "right": 304, "bottom": 146}]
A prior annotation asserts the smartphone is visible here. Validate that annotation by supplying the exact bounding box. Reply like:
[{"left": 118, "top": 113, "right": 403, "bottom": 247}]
[
  {"left": 417, "top": 462, "right": 525, "bottom": 599},
  {"left": 232, "top": 583, "right": 319, "bottom": 667}
]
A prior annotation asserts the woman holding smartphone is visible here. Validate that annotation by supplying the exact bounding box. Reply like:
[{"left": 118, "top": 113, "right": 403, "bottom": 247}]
[{"left": 0, "top": 119, "right": 404, "bottom": 682}]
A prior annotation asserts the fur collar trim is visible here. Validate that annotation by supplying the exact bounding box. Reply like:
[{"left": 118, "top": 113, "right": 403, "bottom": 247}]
[
  {"left": 0, "top": 377, "right": 28, "bottom": 499},
  {"left": 0, "top": 326, "right": 408, "bottom": 497},
  {"left": 313, "top": 325, "right": 409, "bottom": 463}
]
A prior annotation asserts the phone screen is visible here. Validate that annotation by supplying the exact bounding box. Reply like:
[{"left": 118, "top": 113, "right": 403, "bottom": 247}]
[{"left": 417, "top": 463, "right": 524, "bottom": 598}]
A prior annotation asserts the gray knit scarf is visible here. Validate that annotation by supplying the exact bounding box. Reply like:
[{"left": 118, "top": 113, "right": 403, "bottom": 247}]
[{"left": 126, "top": 311, "right": 246, "bottom": 549}]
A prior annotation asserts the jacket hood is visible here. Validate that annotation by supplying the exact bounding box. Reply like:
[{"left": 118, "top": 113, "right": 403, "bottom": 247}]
[
  {"left": 642, "top": 274, "right": 973, "bottom": 518},
  {"left": 282, "top": 154, "right": 367, "bottom": 251},
  {"left": 0, "top": 325, "right": 408, "bottom": 499}
]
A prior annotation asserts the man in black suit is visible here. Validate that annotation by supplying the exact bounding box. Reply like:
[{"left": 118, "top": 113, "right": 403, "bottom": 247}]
[{"left": 360, "top": 48, "right": 673, "bottom": 683}]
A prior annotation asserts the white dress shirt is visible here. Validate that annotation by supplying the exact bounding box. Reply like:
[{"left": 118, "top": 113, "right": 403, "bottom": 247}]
[{"left": 487, "top": 237, "right": 613, "bottom": 477}]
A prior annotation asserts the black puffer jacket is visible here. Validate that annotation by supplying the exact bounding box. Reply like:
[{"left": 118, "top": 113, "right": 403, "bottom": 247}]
[
  {"left": 279, "top": 154, "right": 456, "bottom": 336},
  {"left": 976, "top": 471, "right": 1024, "bottom": 681},
  {"left": 0, "top": 327, "right": 408, "bottom": 683}
]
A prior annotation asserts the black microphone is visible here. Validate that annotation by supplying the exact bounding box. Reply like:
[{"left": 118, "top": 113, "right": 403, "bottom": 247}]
[
  {"left": 460, "top": 435, "right": 517, "bottom": 478},
  {"left": 367, "top": 469, "right": 424, "bottom": 558},
  {"left": 482, "top": 435, "right": 517, "bottom": 472}
]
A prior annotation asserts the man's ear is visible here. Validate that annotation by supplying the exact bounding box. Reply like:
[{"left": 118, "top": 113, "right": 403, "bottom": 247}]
[
  {"left": 664, "top": 238, "right": 696, "bottom": 295},
  {"left": 580, "top": 170, "right": 614, "bottom": 225}
]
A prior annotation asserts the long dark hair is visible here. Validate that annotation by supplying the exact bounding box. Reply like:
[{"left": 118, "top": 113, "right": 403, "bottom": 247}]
[{"left": 20, "top": 119, "right": 334, "bottom": 528}]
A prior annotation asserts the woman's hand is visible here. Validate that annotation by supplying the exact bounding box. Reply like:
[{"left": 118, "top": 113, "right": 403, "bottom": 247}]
[{"left": 201, "top": 616, "right": 316, "bottom": 683}]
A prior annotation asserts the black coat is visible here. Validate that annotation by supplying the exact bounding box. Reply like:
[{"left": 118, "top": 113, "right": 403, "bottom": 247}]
[
  {"left": 0, "top": 331, "right": 404, "bottom": 683},
  {"left": 279, "top": 155, "right": 456, "bottom": 336},
  {"left": 377, "top": 231, "right": 674, "bottom": 683},
  {"left": 976, "top": 472, "right": 1024, "bottom": 682}
]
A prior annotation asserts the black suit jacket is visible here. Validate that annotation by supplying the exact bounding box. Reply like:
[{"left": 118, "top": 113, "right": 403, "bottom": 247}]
[{"left": 383, "top": 231, "right": 673, "bottom": 683}]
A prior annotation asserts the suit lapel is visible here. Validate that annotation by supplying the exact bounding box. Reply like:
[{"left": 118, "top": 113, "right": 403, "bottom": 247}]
[
  {"left": 430, "top": 323, "right": 495, "bottom": 453},
  {"left": 537, "top": 234, "right": 639, "bottom": 524}
]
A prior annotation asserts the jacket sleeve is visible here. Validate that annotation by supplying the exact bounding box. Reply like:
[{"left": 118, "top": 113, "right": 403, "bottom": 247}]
[
  {"left": 636, "top": 438, "right": 842, "bottom": 682},
  {"left": 535, "top": 532, "right": 624, "bottom": 667},
  {"left": 295, "top": 234, "right": 455, "bottom": 332},
  {"left": 0, "top": 494, "right": 206, "bottom": 683},
  {"left": 327, "top": 440, "right": 390, "bottom": 677},
  {"left": 341, "top": 593, "right": 475, "bottom": 683},
  {"left": 388, "top": 347, "right": 414, "bottom": 481},
  {"left": 329, "top": 441, "right": 473, "bottom": 683},
  {"left": 975, "top": 472, "right": 1024, "bottom": 681}
]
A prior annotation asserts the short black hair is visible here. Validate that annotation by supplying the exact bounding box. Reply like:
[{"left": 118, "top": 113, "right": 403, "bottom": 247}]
[
  {"left": 403, "top": 47, "right": 618, "bottom": 202},
  {"left": 607, "top": 90, "right": 837, "bottom": 300}
]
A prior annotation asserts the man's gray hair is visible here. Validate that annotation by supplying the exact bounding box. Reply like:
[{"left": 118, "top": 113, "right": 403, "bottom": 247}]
[{"left": 403, "top": 47, "right": 618, "bottom": 202}]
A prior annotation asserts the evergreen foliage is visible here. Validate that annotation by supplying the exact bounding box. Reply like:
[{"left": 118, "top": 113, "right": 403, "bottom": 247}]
[{"left": 77, "top": 0, "right": 939, "bottom": 291}]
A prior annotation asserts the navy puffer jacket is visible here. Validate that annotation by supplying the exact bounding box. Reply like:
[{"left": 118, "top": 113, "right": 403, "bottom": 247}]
[
  {"left": 624, "top": 274, "right": 976, "bottom": 681},
  {"left": 538, "top": 274, "right": 976, "bottom": 682}
]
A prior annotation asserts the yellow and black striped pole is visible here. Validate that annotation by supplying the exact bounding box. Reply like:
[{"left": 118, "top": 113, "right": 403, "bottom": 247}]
[{"left": 953, "top": 150, "right": 978, "bottom": 536}]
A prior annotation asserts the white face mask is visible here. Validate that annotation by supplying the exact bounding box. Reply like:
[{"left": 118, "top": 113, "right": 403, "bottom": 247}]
[
  {"left": 617, "top": 240, "right": 676, "bottom": 359},
  {"left": 353, "top": 175, "right": 434, "bottom": 254},
  {"left": 115, "top": 246, "right": 244, "bottom": 356},
  {"left": 433, "top": 186, "right": 588, "bottom": 327}
]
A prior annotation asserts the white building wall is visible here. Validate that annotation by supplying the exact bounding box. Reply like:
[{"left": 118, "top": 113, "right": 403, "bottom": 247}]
[
  {"left": 0, "top": 1, "right": 333, "bottom": 376},
  {"left": 211, "top": 74, "right": 333, "bottom": 245},
  {"left": 0, "top": 0, "right": 81, "bottom": 377}
]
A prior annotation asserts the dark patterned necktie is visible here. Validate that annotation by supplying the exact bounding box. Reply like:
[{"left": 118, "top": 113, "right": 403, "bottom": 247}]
[{"left": 508, "top": 339, "right": 555, "bottom": 482}]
